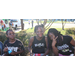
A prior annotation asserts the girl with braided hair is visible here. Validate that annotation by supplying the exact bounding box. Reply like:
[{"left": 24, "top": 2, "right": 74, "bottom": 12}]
[{"left": 28, "top": 24, "right": 50, "bottom": 56}]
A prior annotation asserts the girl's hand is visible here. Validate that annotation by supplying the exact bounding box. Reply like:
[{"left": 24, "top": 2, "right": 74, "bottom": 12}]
[
  {"left": 30, "top": 53, "right": 33, "bottom": 56},
  {"left": 4, "top": 47, "right": 8, "bottom": 52},
  {"left": 52, "top": 36, "right": 58, "bottom": 47},
  {"left": 10, "top": 52, "right": 16, "bottom": 55}
]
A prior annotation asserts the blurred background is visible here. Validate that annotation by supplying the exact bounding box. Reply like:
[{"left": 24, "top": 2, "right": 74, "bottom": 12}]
[{"left": 0, "top": 19, "right": 75, "bottom": 55}]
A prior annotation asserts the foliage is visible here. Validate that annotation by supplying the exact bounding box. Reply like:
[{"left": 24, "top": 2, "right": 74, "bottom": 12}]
[
  {"left": 0, "top": 31, "right": 7, "bottom": 43},
  {"left": 0, "top": 28, "right": 75, "bottom": 55},
  {"left": 16, "top": 30, "right": 27, "bottom": 47},
  {"left": 65, "top": 28, "right": 75, "bottom": 40},
  {"left": 66, "top": 28, "right": 75, "bottom": 35}
]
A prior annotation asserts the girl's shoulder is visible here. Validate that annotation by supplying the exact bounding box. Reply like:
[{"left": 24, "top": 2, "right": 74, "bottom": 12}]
[
  {"left": 30, "top": 36, "right": 34, "bottom": 39},
  {"left": 30, "top": 36, "right": 34, "bottom": 41},
  {"left": 4, "top": 40, "right": 9, "bottom": 44},
  {"left": 63, "top": 35, "right": 72, "bottom": 39},
  {"left": 44, "top": 36, "right": 47, "bottom": 39},
  {"left": 4, "top": 40, "right": 9, "bottom": 47},
  {"left": 44, "top": 36, "right": 47, "bottom": 38},
  {"left": 16, "top": 39, "right": 23, "bottom": 43},
  {"left": 44, "top": 36, "right": 47, "bottom": 42},
  {"left": 63, "top": 35, "right": 72, "bottom": 42}
]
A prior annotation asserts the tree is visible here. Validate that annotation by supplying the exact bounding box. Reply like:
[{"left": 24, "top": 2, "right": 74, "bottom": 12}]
[
  {"left": 36, "top": 19, "right": 66, "bottom": 31},
  {"left": 21, "top": 19, "right": 24, "bottom": 30},
  {"left": 36, "top": 19, "right": 55, "bottom": 31},
  {"left": 36, "top": 19, "right": 39, "bottom": 25},
  {"left": 61, "top": 19, "right": 67, "bottom": 30},
  {"left": 36, "top": 19, "right": 47, "bottom": 26},
  {"left": 44, "top": 19, "right": 55, "bottom": 31}
]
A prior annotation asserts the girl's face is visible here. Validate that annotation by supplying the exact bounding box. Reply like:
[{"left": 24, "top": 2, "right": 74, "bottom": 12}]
[
  {"left": 36, "top": 27, "right": 44, "bottom": 38},
  {"left": 7, "top": 31, "right": 15, "bottom": 40},
  {"left": 49, "top": 32, "right": 55, "bottom": 40}
]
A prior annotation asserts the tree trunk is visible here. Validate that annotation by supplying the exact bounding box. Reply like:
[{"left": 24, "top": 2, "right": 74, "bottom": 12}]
[
  {"left": 21, "top": 19, "right": 24, "bottom": 30},
  {"left": 61, "top": 19, "right": 64, "bottom": 30},
  {"left": 43, "top": 19, "right": 47, "bottom": 26},
  {"left": 36, "top": 19, "right": 39, "bottom": 25}
]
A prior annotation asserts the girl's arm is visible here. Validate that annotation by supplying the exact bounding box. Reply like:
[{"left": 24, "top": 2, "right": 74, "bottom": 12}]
[
  {"left": 70, "top": 39, "right": 75, "bottom": 55},
  {"left": 70, "top": 39, "right": 75, "bottom": 46},
  {"left": 10, "top": 42, "right": 25, "bottom": 56},
  {"left": 52, "top": 36, "right": 59, "bottom": 56},
  {"left": 10, "top": 50, "right": 24, "bottom": 55},
  {"left": 43, "top": 37, "right": 50, "bottom": 56},
  {"left": 52, "top": 46, "right": 59, "bottom": 56},
  {"left": 28, "top": 37, "right": 34, "bottom": 56}
]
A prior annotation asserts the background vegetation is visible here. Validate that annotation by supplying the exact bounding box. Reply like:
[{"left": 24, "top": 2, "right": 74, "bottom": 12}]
[{"left": 0, "top": 28, "right": 75, "bottom": 55}]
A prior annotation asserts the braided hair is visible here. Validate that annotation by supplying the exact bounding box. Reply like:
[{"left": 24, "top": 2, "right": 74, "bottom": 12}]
[
  {"left": 47, "top": 28, "right": 63, "bottom": 49},
  {"left": 34, "top": 24, "right": 44, "bottom": 32}
]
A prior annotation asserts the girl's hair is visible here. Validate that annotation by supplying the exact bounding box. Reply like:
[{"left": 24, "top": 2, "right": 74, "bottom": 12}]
[
  {"left": 34, "top": 24, "right": 44, "bottom": 32},
  {"left": 6, "top": 29, "right": 14, "bottom": 35},
  {"left": 6, "top": 29, "right": 14, "bottom": 40},
  {"left": 47, "top": 28, "right": 63, "bottom": 49}
]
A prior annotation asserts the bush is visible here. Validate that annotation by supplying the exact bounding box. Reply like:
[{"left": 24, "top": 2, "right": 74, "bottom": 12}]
[
  {"left": 0, "top": 30, "right": 28, "bottom": 46},
  {"left": 0, "top": 31, "right": 7, "bottom": 43},
  {"left": 66, "top": 28, "right": 75, "bottom": 35},
  {"left": 1, "top": 28, "right": 75, "bottom": 56},
  {"left": 65, "top": 28, "right": 75, "bottom": 40},
  {"left": 16, "top": 30, "right": 27, "bottom": 47}
]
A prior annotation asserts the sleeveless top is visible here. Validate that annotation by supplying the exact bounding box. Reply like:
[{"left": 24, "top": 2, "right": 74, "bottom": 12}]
[{"left": 32, "top": 36, "right": 46, "bottom": 53}]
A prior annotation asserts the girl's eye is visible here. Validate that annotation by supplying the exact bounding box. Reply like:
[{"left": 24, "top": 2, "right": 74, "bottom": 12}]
[
  {"left": 37, "top": 31, "right": 43, "bottom": 33},
  {"left": 13, "top": 33, "right": 15, "bottom": 35},
  {"left": 9, "top": 33, "right": 14, "bottom": 35},
  {"left": 51, "top": 36, "right": 53, "bottom": 38},
  {"left": 9, "top": 33, "right": 11, "bottom": 35}
]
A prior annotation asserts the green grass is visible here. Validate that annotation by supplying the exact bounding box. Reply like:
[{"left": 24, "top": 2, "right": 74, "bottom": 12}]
[
  {"left": 53, "top": 21, "right": 71, "bottom": 23},
  {"left": 26, "top": 28, "right": 66, "bottom": 35},
  {"left": 26, "top": 27, "right": 75, "bottom": 40},
  {"left": 44, "top": 28, "right": 66, "bottom": 35},
  {"left": 26, "top": 28, "right": 34, "bottom": 33},
  {"left": 24, "top": 21, "right": 71, "bottom": 24}
]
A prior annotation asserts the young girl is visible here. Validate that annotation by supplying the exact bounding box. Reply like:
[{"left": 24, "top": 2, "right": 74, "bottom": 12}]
[
  {"left": 47, "top": 28, "right": 75, "bottom": 56},
  {"left": 28, "top": 25, "right": 50, "bottom": 56},
  {"left": 3, "top": 29, "right": 25, "bottom": 56}
]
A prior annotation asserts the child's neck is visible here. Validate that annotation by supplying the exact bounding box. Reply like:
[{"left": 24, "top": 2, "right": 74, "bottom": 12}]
[
  {"left": 36, "top": 36, "right": 43, "bottom": 40},
  {"left": 9, "top": 38, "right": 16, "bottom": 43}
]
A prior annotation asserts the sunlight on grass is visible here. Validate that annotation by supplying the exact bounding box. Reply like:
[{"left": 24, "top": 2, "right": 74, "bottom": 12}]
[
  {"left": 24, "top": 21, "right": 71, "bottom": 24},
  {"left": 26, "top": 28, "right": 66, "bottom": 35},
  {"left": 26, "top": 28, "right": 34, "bottom": 33}
]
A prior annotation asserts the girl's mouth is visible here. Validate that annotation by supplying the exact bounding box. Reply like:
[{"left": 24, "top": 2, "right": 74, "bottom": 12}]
[{"left": 39, "top": 34, "right": 42, "bottom": 37}]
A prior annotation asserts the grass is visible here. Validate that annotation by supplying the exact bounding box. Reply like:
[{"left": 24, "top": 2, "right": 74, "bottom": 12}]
[
  {"left": 53, "top": 21, "right": 71, "bottom": 23},
  {"left": 45, "top": 28, "right": 66, "bottom": 35},
  {"left": 24, "top": 21, "right": 71, "bottom": 24},
  {"left": 26, "top": 28, "right": 66, "bottom": 35},
  {"left": 26, "top": 28, "right": 34, "bottom": 33},
  {"left": 26, "top": 27, "right": 75, "bottom": 40}
]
